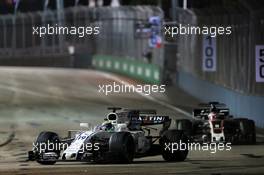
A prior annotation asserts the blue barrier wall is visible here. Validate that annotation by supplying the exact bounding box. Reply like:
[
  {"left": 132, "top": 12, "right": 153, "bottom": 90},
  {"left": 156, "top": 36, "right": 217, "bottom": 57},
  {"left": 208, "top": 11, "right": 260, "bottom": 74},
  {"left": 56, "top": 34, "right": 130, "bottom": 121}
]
[{"left": 178, "top": 71, "right": 264, "bottom": 128}]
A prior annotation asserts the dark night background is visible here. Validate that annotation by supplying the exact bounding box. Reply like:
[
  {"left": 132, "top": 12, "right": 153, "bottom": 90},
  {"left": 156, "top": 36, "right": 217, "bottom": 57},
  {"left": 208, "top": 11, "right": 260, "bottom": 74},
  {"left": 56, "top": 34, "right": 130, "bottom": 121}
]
[{"left": 1, "top": 0, "right": 263, "bottom": 18}]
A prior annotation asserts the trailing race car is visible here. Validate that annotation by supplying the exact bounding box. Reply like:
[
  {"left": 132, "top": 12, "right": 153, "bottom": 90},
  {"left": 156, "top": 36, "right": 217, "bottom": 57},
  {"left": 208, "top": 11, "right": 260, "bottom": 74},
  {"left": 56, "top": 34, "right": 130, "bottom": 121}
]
[
  {"left": 28, "top": 107, "right": 189, "bottom": 165},
  {"left": 174, "top": 102, "right": 256, "bottom": 144}
]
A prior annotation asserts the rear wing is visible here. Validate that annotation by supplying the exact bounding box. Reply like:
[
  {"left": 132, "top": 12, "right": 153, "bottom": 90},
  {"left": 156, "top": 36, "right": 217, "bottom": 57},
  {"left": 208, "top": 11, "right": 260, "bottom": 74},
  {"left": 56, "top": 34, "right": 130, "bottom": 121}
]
[
  {"left": 198, "top": 102, "right": 227, "bottom": 108},
  {"left": 130, "top": 115, "right": 171, "bottom": 126},
  {"left": 193, "top": 108, "right": 230, "bottom": 119},
  {"left": 116, "top": 109, "right": 170, "bottom": 129}
]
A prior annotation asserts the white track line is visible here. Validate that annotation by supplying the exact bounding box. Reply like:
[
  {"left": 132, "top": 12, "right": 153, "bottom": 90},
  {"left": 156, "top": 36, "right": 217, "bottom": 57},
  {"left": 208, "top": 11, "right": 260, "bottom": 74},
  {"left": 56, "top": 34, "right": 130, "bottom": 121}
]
[{"left": 99, "top": 72, "right": 193, "bottom": 118}]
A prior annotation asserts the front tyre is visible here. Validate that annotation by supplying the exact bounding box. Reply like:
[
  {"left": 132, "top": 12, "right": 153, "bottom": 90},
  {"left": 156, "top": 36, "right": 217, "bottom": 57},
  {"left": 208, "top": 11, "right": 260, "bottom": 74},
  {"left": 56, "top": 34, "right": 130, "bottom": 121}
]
[
  {"left": 34, "top": 131, "right": 61, "bottom": 165},
  {"left": 160, "top": 130, "right": 189, "bottom": 162}
]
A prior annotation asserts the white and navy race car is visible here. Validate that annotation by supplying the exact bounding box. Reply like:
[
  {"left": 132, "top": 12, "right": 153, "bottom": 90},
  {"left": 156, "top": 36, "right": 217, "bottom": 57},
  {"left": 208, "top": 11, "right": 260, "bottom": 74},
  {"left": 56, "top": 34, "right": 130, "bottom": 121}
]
[
  {"left": 174, "top": 102, "right": 256, "bottom": 144},
  {"left": 28, "top": 107, "right": 189, "bottom": 165}
]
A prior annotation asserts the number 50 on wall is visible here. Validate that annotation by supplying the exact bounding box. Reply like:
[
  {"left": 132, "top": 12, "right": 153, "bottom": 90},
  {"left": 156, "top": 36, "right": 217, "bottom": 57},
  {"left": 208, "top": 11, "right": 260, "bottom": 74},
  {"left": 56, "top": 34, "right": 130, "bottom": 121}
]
[{"left": 256, "top": 45, "right": 264, "bottom": 82}]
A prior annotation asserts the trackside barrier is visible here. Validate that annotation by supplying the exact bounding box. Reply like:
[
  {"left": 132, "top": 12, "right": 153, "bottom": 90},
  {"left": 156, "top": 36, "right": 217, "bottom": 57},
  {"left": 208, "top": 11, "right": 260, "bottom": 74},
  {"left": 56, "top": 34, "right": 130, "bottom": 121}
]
[
  {"left": 178, "top": 71, "right": 264, "bottom": 128},
  {"left": 92, "top": 55, "right": 161, "bottom": 84}
]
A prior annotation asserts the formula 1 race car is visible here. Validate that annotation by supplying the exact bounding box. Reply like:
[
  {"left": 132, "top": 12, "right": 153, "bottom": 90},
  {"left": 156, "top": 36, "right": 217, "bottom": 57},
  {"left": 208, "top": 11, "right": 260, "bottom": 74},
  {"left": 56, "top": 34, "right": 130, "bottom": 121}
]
[
  {"left": 174, "top": 102, "right": 256, "bottom": 144},
  {"left": 28, "top": 107, "right": 189, "bottom": 165}
]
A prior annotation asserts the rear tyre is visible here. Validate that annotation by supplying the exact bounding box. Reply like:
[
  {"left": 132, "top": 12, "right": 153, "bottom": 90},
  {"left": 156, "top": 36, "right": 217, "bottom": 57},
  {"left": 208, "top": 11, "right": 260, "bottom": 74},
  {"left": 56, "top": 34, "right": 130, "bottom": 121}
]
[
  {"left": 109, "top": 132, "right": 135, "bottom": 163},
  {"left": 35, "top": 131, "right": 60, "bottom": 165},
  {"left": 160, "top": 130, "right": 189, "bottom": 162}
]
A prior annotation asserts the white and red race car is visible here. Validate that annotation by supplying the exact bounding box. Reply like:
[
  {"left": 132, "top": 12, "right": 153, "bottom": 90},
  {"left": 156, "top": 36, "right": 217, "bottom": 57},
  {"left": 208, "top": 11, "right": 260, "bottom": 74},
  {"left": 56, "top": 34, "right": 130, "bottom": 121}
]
[{"left": 175, "top": 102, "right": 256, "bottom": 144}]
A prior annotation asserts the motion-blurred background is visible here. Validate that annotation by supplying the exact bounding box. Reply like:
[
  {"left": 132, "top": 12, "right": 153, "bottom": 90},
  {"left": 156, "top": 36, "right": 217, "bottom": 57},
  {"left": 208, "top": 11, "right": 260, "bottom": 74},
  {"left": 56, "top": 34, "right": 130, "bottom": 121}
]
[
  {"left": 0, "top": 0, "right": 263, "bottom": 127},
  {"left": 0, "top": 1, "right": 264, "bottom": 174}
]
